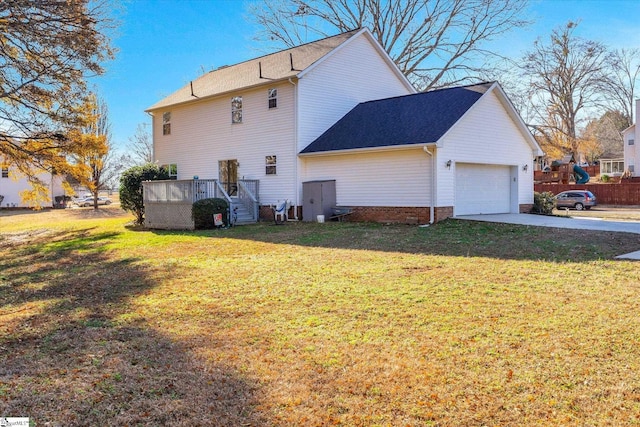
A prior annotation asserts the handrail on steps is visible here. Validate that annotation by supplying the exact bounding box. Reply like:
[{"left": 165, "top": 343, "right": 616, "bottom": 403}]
[{"left": 212, "top": 180, "right": 232, "bottom": 205}]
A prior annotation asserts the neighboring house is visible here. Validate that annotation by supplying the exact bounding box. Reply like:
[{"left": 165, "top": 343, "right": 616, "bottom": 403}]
[
  {"left": 0, "top": 161, "right": 65, "bottom": 208},
  {"left": 621, "top": 99, "right": 639, "bottom": 176},
  {"left": 145, "top": 28, "right": 542, "bottom": 227},
  {"left": 598, "top": 154, "right": 625, "bottom": 177}
]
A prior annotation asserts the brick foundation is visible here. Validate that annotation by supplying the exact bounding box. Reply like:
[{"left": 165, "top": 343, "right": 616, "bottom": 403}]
[
  {"left": 434, "top": 206, "right": 454, "bottom": 222},
  {"left": 259, "top": 205, "right": 273, "bottom": 221},
  {"left": 258, "top": 204, "right": 530, "bottom": 223},
  {"left": 259, "top": 205, "right": 301, "bottom": 222},
  {"left": 258, "top": 205, "right": 458, "bottom": 224},
  {"left": 519, "top": 204, "right": 534, "bottom": 213},
  {"left": 343, "top": 206, "right": 429, "bottom": 224}
]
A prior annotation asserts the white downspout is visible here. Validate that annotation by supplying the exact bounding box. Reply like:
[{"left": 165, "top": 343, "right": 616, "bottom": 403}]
[
  {"left": 289, "top": 77, "right": 299, "bottom": 220},
  {"left": 423, "top": 146, "right": 435, "bottom": 224}
]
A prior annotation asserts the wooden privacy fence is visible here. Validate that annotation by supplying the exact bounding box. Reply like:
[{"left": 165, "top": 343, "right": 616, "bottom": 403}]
[{"left": 534, "top": 183, "right": 640, "bottom": 205}]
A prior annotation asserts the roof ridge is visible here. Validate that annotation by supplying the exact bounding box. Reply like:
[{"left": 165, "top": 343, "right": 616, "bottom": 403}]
[
  {"left": 200, "top": 29, "right": 362, "bottom": 77},
  {"left": 147, "top": 28, "right": 363, "bottom": 111},
  {"left": 419, "top": 81, "right": 496, "bottom": 94},
  {"left": 354, "top": 81, "right": 496, "bottom": 106},
  {"left": 301, "top": 82, "right": 487, "bottom": 154}
]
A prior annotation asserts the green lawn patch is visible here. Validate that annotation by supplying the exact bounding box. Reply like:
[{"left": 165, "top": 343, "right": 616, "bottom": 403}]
[{"left": 1, "top": 210, "right": 640, "bottom": 426}]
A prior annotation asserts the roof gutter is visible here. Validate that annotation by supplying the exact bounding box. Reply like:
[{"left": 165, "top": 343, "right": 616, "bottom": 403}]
[
  {"left": 299, "top": 142, "right": 437, "bottom": 157},
  {"left": 145, "top": 76, "right": 297, "bottom": 113}
]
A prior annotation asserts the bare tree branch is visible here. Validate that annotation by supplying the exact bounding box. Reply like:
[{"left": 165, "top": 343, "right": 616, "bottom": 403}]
[
  {"left": 248, "top": 0, "right": 530, "bottom": 90},
  {"left": 602, "top": 48, "right": 640, "bottom": 125},
  {"left": 126, "top": 123, "right": 154, "bottom": 166},
  {"left": 518, "top": 22, "right": 612, "bottom": 158}
]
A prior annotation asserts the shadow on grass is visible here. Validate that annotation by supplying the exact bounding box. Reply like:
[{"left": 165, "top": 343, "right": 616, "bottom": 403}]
[
  {"left": 0, "top": 206, "right": 130, "bottom": 219},
  {"left": 0, "top": 229, "right": 267, "bottom": 426},
  {"left": 142, "top": 218, "right": 640, "bottom": 262}
]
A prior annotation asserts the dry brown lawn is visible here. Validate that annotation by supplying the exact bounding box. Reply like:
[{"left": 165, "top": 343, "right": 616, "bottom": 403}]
[{"left": 1, "top": 206, "right": 640, "bottom": 426}]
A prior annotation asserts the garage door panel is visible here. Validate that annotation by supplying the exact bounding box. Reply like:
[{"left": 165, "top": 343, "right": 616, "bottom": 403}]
[{"left": 455, "top": 164, "right": 511, "bottom": 215}]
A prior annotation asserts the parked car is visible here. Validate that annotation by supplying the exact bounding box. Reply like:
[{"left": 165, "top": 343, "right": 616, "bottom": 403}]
[
  {"left": 554, "top": 190, "right": 597, "bottom": 211},
  {"left": 74, "top": 196, "right": 112, "bottom": 207}
]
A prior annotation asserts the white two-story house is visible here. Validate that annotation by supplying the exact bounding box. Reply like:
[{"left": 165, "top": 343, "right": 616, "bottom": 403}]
[
  {"left": 621, "top": 99, "right": 639, "bottom": 176},
  {"left": 0, "top": 160, "right": 65, "bottom": 209},
  {"left": 145, "top": 28, "right": 542, "bottom": 228}
]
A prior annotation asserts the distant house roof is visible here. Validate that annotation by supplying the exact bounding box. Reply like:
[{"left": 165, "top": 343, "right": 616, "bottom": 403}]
[
  {"left": 146, "top": 29, "right": 362, "bottom": 112},
  {"left": 300, "top": 82, "right": 493, "bottom": 154}
]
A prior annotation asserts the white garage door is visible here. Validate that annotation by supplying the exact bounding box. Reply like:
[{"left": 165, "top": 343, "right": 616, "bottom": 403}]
[{"left": 455, "top": 163, "right": 511, "bottom": 215}]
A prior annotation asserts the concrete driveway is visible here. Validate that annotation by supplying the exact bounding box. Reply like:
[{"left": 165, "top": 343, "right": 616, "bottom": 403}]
[
  {"left": 456, "top": 213, "right": 640, "bottom": 260},
  {"left": 456, "top": 213, "right": 640, "bottom": 234}
]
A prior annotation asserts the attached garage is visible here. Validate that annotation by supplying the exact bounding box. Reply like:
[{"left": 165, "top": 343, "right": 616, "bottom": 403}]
[
  {"left": 300, "top": 82, "right": 544, "bottom": 223},
  {"left": 454, "top": 163, "right": 513, "bottom": 216}
]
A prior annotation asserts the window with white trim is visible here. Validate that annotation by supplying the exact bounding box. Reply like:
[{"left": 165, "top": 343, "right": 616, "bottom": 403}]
[
  {"left": 629, "top": 139, "right": 635, "bottom": 145},
  {"left": 268, "top": 88, "right": 277, "bottom": 109},
  {"left": 162, "top": 112, "right": 171, "bottom": 135},
  {"left": 265, "top": 155, "right": 277, "bottom": 175},
  {"left": 601, "top": 160, "right": 625, "bottom": 174},
  {"left": 232, "top": 96, "right": 242, "bottom": 123},
  {"left": 162, "top": 163, "right": 178, "bottom": 180}
]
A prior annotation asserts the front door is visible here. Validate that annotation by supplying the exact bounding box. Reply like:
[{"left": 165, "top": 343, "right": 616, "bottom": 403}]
[{"left": 219, "top": 160, "right": 238, "bottom": 196}]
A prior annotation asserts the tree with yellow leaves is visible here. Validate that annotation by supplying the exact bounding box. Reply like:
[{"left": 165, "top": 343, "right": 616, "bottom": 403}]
[
  {"left": 0, "top": 0, "right": 115, "bottom": 204},
  {"left": 66, "top": 95, "right": 118, "bottom": 210}
]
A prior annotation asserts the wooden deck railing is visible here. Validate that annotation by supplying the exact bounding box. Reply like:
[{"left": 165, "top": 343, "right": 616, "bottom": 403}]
[{"left": 143, "top": 179, "right": 260, "bottom": 229}]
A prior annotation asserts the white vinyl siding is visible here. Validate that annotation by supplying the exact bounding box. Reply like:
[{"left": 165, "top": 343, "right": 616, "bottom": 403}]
[
  {"left": 151, "top": 31, "right": 416, "bottom": 208},
  {"left": 301, "top": 148, "right": 431, "bottom": 207},
  {"left": 623, "top": 126, "right": 637, "bottom": 174},
  {"left": 0, "top": 166, "right": 64, "bottom": 208},
  {"left": 437, "top": 90, "right": 534, "bottom": 210},
  {"left": 153, "top": 82, "right": 296, "bottom": 204},
  {"left": 296, "top": 34, "right": 413, "bottom": 153}
]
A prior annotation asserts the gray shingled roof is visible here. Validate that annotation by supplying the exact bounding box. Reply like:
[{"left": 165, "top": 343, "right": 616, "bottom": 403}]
[
  {"left": 300, "top": 83, "right": 492, "bottom": 154},
  {"left": 146, "top": 30, "right": 360, "bottom": 111}
]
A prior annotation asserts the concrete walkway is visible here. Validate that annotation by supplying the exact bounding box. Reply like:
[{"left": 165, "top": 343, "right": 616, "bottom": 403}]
[{"left": 456, "top": 213, "right": 640, "bottom": 260}]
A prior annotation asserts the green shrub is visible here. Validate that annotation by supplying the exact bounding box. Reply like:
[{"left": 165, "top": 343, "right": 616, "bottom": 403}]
[
  {"left": 192, "top": 198, "right": 229, "bottom": 229},
  {"left": 532, "top": 191, "right": 555, "bottom": 215},
  {"left": 119, "top": 164, "right": 169, "bottom": 225},
  {"left": 601, "top": 174, "right": 610, "bottom": 183}
]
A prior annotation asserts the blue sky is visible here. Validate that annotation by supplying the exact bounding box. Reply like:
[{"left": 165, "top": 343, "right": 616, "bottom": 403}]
[{"left": 94, "top": 0, "right": 640, "bottom": 152}]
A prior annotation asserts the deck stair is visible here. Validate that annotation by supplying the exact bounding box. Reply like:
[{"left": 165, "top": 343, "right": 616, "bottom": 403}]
[{"left": 230, "top": 201, "right": 255, "bottom": 225}]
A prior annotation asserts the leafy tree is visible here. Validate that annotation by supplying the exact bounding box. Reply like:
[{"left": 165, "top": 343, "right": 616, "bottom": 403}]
[
  {"left": 581, "top": 110, "right": 628, "bottom": 160},
  {"left": 67, "top": 95, "right": 123, "bottom": 209},
  {"left": 520, "top": 22, "right": 611, "bottom": 158},
  {"left": 119, "top": 164, "right": 169, "bottom": 225},
  {"left": 0, "top": 0, "right": 115, "bottom": 183},
  {"left": 249, "top": 0, "right": 530, "bottom": 89},
  {"left": 532, "top": 191, "right": 555, "bottom": 215}
]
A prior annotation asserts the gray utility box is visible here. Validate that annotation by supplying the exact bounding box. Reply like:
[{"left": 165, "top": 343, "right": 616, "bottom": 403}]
[{"left": 302, "top": 180, "right": 336, "bottom": 222}]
